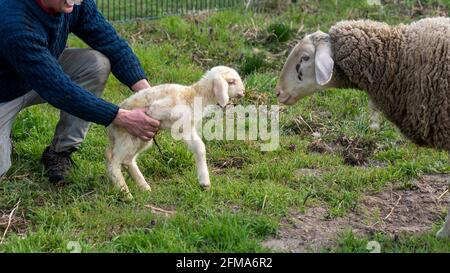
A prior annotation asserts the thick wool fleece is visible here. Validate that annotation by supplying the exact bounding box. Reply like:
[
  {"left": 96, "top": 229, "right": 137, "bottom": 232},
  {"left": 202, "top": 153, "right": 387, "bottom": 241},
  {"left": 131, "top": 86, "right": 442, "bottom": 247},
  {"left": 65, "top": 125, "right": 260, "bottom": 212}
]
[{"left": 329, "top": 18, "right": 450, "bottom": 151}]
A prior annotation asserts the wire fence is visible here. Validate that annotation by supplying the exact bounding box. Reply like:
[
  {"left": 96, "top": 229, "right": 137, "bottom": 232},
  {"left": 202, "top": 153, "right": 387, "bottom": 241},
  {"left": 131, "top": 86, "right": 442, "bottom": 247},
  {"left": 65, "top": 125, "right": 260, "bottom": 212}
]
[{"left": 95, "top": 0, "right": 245, "bottom": 21}]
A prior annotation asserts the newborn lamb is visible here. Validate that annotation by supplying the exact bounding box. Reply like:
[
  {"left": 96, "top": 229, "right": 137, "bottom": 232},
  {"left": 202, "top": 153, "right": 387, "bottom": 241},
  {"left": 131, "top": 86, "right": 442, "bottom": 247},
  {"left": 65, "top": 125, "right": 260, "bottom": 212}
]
[{"left": 106, "top": 66, "right": 245, "bottom": 199}]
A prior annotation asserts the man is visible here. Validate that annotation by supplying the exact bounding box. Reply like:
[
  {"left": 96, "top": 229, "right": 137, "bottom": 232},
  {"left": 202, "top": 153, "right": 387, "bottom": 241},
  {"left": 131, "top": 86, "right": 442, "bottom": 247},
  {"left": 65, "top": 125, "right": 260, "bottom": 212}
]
[{"left": 0, "top": 0, "right": 160, "bottom": 183}]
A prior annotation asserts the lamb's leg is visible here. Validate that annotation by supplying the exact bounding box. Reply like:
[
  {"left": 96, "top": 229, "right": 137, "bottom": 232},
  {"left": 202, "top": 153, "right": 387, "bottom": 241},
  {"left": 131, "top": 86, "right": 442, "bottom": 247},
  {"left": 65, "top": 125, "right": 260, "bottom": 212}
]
[
  {"left": 369, "top": 99, "right": 381, "bottom": 131},
  {"left": 125, "top": 155, "right": 151, "bottom": 192},
  {"left": 182, "top": 129, "right": 211, "bottom": 189},
  {"left": 106, "top": 147, "right": 133, "bottom": 200},
  {"left": 436, "top": 202, "right": 450, "bottom": 238}
]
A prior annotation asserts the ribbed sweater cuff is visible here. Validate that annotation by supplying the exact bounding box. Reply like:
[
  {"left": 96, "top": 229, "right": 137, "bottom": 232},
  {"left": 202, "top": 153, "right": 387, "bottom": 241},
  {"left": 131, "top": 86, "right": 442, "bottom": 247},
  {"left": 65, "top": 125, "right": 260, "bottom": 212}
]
[
  {"left": 115, "top": 64, "right": 147, "bottom": 89},
  {"left": 96, "top": 102, "right": 120, "bottom": 126}
]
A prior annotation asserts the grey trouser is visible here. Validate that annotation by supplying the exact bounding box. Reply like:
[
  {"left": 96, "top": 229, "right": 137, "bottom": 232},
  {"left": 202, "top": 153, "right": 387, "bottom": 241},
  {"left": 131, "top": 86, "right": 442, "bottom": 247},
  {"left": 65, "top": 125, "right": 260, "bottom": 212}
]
[{"left": 0, "top": 48, "right": 111, "bottom": 177}]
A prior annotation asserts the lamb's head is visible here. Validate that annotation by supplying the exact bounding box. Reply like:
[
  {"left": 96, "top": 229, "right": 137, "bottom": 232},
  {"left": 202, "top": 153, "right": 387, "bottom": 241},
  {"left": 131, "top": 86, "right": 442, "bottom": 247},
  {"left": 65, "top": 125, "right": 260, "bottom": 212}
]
[
  {"left": 276, "top": 31, "right": 334, "bottom": 105},
  {"left": 206, "top": 66, "right": 245, "bottom": 107}
]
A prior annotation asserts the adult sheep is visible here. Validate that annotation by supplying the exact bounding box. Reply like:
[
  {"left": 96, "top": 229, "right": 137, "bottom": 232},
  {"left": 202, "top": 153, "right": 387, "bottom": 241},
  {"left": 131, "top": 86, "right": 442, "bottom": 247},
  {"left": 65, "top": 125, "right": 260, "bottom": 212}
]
[{"left": 276, "top": 17, "right": 450, "bottom": 238}]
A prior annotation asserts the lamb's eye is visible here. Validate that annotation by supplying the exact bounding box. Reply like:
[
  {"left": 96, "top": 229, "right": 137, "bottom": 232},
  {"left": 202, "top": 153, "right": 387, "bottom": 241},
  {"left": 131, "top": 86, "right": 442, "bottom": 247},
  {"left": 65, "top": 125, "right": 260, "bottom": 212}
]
[
  {"left": 295, "top": 63, "right": 300, "bottom": 73},
  {"left": 301, "top": 55, "right": 310, "bottom": 62},
  {"left": 227, "top": 79, "right": 236, "bottom": 85}
]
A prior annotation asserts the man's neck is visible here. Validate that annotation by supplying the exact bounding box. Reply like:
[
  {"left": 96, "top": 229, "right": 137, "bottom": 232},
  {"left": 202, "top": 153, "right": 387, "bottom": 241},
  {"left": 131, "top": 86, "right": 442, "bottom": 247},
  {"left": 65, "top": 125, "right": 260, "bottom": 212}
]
[{"left": 35, "top": 0, "right": 58, "bottom": 16}]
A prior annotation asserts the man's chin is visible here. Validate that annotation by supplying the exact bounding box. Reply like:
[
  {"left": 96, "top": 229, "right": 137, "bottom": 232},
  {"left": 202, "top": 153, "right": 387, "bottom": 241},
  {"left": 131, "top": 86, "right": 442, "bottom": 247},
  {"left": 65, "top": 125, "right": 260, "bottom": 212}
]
[
  {"left": 62, "top": 7, "right": 74, "bottom": 13},
  {"left": 62, "top": 3, "right": 75, "bottom": 13}
]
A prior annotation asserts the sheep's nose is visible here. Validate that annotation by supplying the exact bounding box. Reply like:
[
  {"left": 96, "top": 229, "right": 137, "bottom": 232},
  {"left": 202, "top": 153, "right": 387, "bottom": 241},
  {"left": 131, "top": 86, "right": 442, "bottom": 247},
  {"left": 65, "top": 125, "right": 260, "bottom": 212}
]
[{"left": 237, "top": 92, "right": 244, "bottom": 98}]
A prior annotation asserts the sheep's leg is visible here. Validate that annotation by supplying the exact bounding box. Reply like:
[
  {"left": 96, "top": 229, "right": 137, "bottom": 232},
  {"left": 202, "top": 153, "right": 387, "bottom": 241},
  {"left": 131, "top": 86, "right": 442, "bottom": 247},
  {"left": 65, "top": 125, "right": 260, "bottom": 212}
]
[
  {"left": 182, "top": 129, "right": 211, "bottom": 189},
  {"left": 436, "top": 177, "right": 450, "bottom": 238},
  {"left": 436, "top": 202, "right": 450, "bottom": 238},
  {"left": 125, "top": 156, "right": 151, "bottom": 192},
  {"left": 106, "top": 147, "right": 133, "bottom": 200},
  {"left": 369, "top": 99, "right": 381, "bottom": 131},
  {"left": 437, "top": 166, "right": 450, "bottom": 238}
]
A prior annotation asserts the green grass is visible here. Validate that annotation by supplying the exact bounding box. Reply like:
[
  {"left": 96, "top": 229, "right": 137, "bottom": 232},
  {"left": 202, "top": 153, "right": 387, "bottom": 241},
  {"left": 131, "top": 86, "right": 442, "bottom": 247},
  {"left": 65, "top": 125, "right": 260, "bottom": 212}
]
[{"left": 1, "top": 1, "right": 450, "bottom": 253}]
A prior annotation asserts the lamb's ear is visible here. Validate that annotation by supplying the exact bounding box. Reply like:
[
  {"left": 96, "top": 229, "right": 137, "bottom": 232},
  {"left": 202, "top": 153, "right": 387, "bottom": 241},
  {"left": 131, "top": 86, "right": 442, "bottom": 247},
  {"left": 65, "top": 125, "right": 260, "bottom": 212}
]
[
  {"left": 213, "top": 74, "right": 230, "bottom": 107},
  {"left": 314, "top": 38, "right": 334, "bottom": 86}
]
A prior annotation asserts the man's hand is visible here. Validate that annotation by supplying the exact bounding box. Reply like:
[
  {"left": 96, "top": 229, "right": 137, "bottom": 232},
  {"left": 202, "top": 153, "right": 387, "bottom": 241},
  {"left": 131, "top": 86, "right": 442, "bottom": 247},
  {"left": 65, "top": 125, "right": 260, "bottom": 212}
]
[
  {"left": 112, "top": 108, "right": 160, "bottom": 141},
  {"left": 131, "top": 79, "right": 151, "bottom": 92}
]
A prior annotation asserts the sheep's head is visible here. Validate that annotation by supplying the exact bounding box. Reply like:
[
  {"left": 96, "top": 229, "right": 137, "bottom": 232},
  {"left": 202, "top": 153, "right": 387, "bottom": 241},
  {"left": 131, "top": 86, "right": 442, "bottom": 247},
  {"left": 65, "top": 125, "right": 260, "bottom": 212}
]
[
  {"left": 209, "top": 66, "right": 245, "bottom": 107},
  {"left": 276, "top": 31, "right": 334, "bottom": 105}
]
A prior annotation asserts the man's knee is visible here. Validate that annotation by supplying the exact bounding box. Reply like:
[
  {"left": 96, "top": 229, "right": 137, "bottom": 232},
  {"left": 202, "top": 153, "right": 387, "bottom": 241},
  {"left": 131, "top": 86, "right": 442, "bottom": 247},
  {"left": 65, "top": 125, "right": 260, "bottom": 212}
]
[
  {"left": 0, "top": 137, "right": 12, "bottom": 177},
  {"left": 84, "top": 50, "right": 111, "bottom": 84},
  {"left": 61, "top": 48, "right": 111, "bottom": 89},
  {"left": 0, "top": 160, "right": 11, "bottom": 178}
]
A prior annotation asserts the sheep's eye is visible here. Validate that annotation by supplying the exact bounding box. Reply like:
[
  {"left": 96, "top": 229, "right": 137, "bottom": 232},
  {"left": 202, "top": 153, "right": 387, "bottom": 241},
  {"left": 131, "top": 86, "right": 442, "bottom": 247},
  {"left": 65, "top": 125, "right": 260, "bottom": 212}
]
[
  {"left": 295, "top": 63, "right": 300, "bottom": 73},
  {"left": 301, "top": 55, "right": 310, "bottom": 62},
  {"left": 227, "top": 79, "right": 236, "bottom": 85}
]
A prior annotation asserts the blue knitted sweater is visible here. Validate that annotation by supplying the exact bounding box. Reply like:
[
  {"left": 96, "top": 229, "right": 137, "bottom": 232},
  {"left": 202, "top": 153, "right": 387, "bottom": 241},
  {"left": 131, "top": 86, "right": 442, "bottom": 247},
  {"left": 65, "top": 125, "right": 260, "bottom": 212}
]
[{"left": 0, "top": 0, "right": 147, "bottom": 126}]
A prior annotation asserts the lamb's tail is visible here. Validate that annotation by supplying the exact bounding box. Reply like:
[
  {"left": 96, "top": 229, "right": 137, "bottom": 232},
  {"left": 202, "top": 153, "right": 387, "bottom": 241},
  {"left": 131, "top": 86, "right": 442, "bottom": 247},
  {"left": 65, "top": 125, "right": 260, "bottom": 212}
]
[{"left": 105, "top": 146, "right": 113, "bottom": 162}]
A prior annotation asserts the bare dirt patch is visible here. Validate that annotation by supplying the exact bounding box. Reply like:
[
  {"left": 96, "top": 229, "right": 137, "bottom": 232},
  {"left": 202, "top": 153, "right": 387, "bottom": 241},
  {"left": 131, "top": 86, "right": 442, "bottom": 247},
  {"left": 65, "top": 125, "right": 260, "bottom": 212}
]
[
  {"left": 211, "top": 156, "right": 246, "bottom": 174},
  {"left": 262, "top": 174, "right": 450, "bottom": 252},
  {"left": 307, "top": 136, "right": 378, "bottom": 167},
  {"left": 0, "top": 208, "right": 29, "bottom": 240},
  {"left": 336, "top": 136, "right": 377, "bottom": 166},
  {"left": 307, "top": 140, "right": 334, "bottom": 154}
]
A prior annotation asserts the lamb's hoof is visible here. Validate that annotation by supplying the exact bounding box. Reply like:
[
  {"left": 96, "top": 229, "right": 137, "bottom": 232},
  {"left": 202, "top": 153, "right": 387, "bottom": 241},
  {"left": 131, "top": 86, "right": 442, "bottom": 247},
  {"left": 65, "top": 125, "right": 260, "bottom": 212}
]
[
  {"left": 140, "top": 184, "right": 152, "bottom": 192},
  {"left": 201, "top": 184, "right": 211, "bottom": 191},
  {"left": 436, "top": 228, "right": 450, "bottom": 239},
  {"left": 121, "top": 192, "right": 134, "bottom": 202}
]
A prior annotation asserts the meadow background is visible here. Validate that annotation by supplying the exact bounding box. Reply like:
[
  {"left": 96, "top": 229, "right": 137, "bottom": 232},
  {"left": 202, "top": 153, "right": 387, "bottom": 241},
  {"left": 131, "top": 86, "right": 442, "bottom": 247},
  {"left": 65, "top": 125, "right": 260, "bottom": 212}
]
[{"left": 0, "top": 0, "right": 449, "bottom": 252}]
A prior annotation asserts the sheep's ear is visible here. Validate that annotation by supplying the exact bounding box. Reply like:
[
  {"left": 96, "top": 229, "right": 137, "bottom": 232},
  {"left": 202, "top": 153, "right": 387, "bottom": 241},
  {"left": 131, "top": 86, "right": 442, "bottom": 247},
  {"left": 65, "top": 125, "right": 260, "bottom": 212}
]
[
  {"left": 315, "top": 41, "right": 334, "bottom": 86},
  {"left": 213, "top": 75, "right": 230, "bottom": 107}
]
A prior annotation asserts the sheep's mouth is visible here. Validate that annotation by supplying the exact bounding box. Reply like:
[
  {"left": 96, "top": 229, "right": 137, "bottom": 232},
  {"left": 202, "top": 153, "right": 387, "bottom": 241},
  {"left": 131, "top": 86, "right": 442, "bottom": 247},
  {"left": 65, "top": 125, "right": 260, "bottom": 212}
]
[
  {"left": 278, "top": 92, "right": 304, "bottom": 105},
  {"left": 277, "top": 94, "right": 293, "bottom": 105}
]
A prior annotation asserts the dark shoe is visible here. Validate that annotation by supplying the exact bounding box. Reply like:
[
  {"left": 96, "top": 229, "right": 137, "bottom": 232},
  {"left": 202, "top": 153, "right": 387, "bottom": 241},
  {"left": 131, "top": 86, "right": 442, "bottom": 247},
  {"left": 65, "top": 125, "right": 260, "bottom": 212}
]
[{"left": 41, "top": 146, "right": 76, "bottom": 184}]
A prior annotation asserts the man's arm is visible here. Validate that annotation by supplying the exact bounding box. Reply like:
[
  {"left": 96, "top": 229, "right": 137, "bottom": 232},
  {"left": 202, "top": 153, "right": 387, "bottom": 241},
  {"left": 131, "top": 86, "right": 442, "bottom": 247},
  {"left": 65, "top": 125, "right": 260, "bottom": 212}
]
[
  {"left": 3, "top": 33, "right": 119, "bottom": 126},
  {"left": 71, "top": 0, "right": 147, "bottom": 90},
  {"left": 3, "top": 33, "right": 159, "bottom": 141},
  {"left": 72, "top": 1, "right": 159, "bottom": 139}
]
